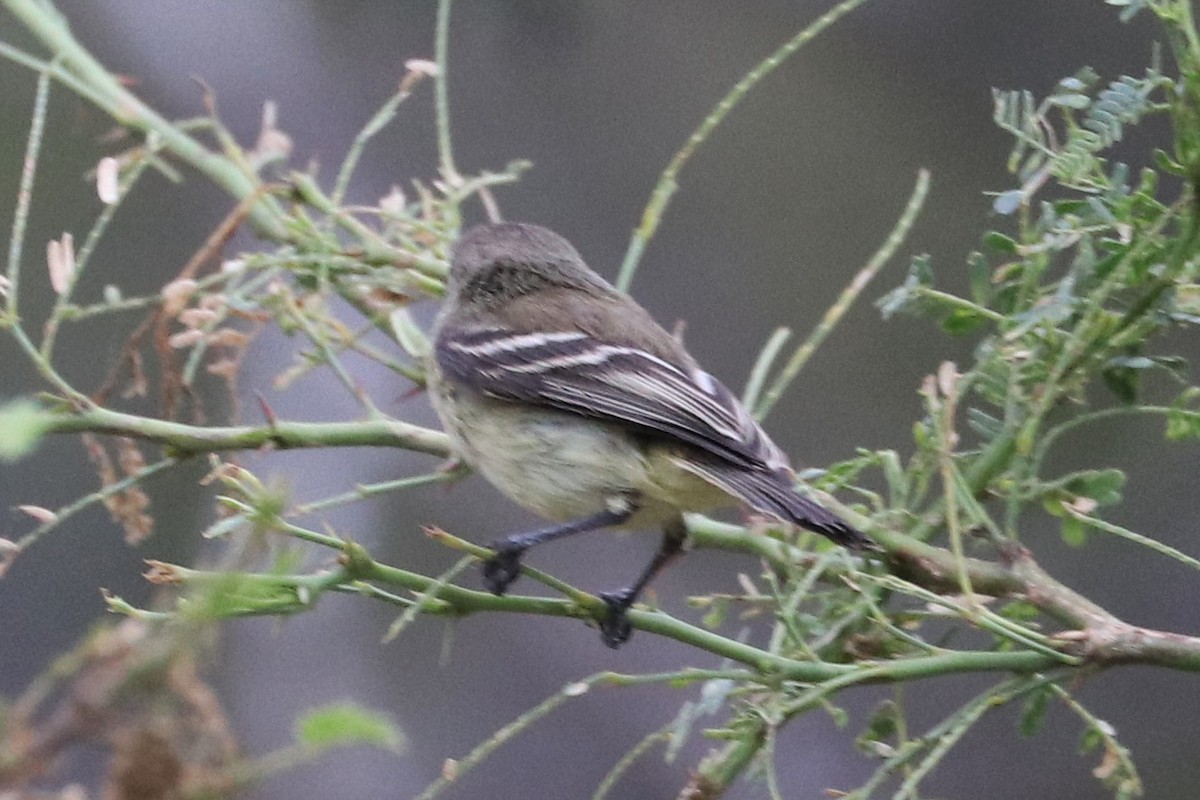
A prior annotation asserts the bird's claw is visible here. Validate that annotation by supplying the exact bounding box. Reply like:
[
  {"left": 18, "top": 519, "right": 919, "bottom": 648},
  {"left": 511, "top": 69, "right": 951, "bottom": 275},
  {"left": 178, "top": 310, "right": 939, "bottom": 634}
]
[
  {"left": 597, "top": 590, "right": 635, "bottom": 648},
  {"left": 482, "top": 542, "right": 524, "bottom": 595}
]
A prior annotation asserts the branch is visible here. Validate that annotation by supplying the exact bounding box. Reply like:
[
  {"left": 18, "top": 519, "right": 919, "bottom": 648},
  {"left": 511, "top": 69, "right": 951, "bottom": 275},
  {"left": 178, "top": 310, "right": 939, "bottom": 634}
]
[
  {"left": 43, "top": 405, "right": 451, "bottom": 458},
  {"left": 688, "top": 517, "right": 1200, "bottom": 671},
  {"left": 140, "top": 542, "right": 1063, "bottom": 682},
  {"left": 43, "top": 404, "right": 1200, "bottom": 675},
  {"left": 135, "top": 524, "right": 1200, "bottom": 677},
  {"left": 1, "top": 0, "right": 288, "bottom": 238}
]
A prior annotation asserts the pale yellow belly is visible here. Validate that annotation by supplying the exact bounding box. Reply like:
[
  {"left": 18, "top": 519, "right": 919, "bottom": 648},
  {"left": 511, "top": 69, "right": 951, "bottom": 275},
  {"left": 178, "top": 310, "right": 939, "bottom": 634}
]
[{"left": 429, "top": 379, "right": 731, "bottom": 528}]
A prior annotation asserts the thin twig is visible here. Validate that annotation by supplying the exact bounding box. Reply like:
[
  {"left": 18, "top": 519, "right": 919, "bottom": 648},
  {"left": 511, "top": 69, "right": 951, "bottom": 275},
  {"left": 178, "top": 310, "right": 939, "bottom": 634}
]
[
  {"left": 434, "top": 0, "right": 460, "bottom": 188},
  {"left": 616, "top": 0, "right": 873, "bottom": 291},
  {"left": 755, "top": 169, "right": 930, "bottom": 418},
  {"left": 6, "top": 65, "right": 51, "bottom": 320},
  {"left": 331, "top": 71, "right": 428, "bottom": 206},
  {"left": 741, "top": 326, "right": 790, "bottom": 410},
  {"left": 14, "top": 455, "right": 178, "bottom": 552}
]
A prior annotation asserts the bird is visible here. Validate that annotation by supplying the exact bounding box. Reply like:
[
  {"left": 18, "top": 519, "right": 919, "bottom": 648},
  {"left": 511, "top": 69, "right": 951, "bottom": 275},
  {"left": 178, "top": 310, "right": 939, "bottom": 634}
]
[{"left": 425, "top": 222, "right": 875, "bottom": 647}]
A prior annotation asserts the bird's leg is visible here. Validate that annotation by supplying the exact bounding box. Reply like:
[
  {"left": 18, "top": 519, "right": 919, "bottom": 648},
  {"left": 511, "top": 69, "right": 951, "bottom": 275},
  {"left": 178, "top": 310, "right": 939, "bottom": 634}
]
[
  {"left": 482, "top": 495, "right": 637, "bottom": 596},
  {"left": 598, "top": 516, "right": 688, "bottom": 648}
]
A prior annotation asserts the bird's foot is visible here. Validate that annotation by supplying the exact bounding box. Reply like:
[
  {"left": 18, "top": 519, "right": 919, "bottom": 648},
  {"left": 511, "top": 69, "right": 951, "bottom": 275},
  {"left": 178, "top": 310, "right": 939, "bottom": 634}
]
[
  {"left": 597, "top": 589, "right": 636, "bottom": 648},
  {"left": 482, "top": 542, "right": 525, "bottom": 595}
]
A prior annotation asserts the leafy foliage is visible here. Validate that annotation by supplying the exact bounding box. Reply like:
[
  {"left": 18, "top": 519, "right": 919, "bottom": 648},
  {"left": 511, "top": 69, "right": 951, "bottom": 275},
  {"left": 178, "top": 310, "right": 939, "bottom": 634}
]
[
  {"left": 0, "top": 399, "right": 50, "bottom": 461},
  {"left": 295, "top": 703, "right": 405, "bottom": 752}
]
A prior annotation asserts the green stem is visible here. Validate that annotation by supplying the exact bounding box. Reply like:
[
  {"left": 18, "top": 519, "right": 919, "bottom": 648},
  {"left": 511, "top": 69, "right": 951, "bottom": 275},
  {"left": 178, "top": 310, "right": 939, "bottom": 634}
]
[
  {"left": 615, "top": 0, "right": 872, "bottom": 291},
  {"left": 14, "top": 455, "right": 177, "bottom": 552},
  {"left": 756, "top": 169, "right": 931, "bottom": 418},
  {"left": 5, "top": 65, "right": 49, "bottom": 321},
  {"left": 1, "top": 0, "right": 287, "bottom": 237},
  {"left": 41, "top": 148, "right": 156, "bottom": 361},
  {"left": 44, "top": 405, "right": 451, "bottom": 457},
  {"left": 434, "top": 0, "right": 460, "bottom": 187}
]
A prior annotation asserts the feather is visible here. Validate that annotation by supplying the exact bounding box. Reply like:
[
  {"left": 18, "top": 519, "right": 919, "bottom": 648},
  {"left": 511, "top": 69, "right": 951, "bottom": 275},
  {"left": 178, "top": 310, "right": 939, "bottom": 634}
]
[
  {"left": 435, "top": 326, "right": 790, "bottom": 472},
  {"left": 674, "top": 458, "right": 878, "bottom": 551}
]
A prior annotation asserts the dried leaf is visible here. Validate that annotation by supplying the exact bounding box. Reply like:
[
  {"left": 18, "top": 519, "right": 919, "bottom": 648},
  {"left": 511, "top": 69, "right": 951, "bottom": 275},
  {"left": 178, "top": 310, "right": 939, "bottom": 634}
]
[
  {"left": 96, "top": 156, "right": 120, "bottom": 204},
  {"left": 167, "top": 330, "right": 204, "bottom": 349},
  {"left": 179, "top": 308, "right": 218, "bottom": 329},
  {"left": 404, "top": 58, "right": 440, "bottom": 77},
  {"left": 161, "top": 278, "right": 198, "bottom": 316},
  {"left": 46, "top": 232, "right": 76, "bottom": 295},
  {"left": 380, "top": 185, "right": 407, "bottom": 215},
  {"left": 0, "top": 537, "right": 20, "bottom": 577},
  {"left": 17, "top": 505, "right": 57, "bottom": 524}
]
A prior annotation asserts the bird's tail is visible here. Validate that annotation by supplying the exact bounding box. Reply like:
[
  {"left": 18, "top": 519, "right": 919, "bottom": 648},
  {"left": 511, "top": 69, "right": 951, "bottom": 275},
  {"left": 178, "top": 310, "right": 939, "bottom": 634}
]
[{"left": 679, "top": 460, "right": 879, "bottom": 552}]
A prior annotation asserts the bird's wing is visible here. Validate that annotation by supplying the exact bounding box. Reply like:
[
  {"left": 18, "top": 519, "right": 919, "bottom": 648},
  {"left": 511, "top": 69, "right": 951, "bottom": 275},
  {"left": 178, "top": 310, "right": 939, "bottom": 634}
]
[
  {"left": 434, "top": 326, "right": 790, "bottom": 472},
  {"left": 671, "top": 457, "right": 876, "bottom": 550}
]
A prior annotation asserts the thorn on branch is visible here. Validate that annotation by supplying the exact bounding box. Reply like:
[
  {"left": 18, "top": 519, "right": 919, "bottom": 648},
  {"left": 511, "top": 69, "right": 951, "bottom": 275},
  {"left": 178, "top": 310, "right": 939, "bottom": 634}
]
[
  {"left": 144, "top": 559, "right": 184, "bottom": 585},
  {"left": 256, "top": 392, "right": 278, "bottom": 429}
]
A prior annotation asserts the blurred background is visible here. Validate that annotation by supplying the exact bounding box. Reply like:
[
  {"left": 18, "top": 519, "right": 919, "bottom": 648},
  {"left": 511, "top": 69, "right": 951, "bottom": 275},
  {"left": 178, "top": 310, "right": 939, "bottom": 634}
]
[{"left": 1, "top": 1, "right": 1197, "bottom": 797}]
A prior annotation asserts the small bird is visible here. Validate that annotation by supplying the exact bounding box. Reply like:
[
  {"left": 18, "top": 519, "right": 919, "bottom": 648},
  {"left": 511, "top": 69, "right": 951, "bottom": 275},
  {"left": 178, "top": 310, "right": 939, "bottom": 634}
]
[{"left": 427, "top": 222, "right": 875, "bottom": 647}]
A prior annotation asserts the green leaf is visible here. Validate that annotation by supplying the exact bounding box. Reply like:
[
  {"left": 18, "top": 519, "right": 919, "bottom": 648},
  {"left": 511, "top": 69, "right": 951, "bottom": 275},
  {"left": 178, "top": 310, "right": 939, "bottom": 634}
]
[
  {"left": 701, "top": 597, "right": 728, "bottom": 630},
  {"left": 1153, "top": 147, "right": 1186, "bottom": 175},
  {"left": 1063, "top": 468, "right": 1125, "bottom": 506},
  {"left": 1061, "top": 514, "right": 1088, "bottom": 547},
  {"left": 1019, "top": 686, "right": 1052, "bottom": 736},
  {"left": 1150, "top": 355, "right": 1188, "bottom": 381},
  {"left": 878, "top": 449, "right": 907, "bottom": 507},
  {"left": 185, "top": 572, "right": 308, "bottom": 619},
  {"left": 940, "top": 307, "right": 988, "bottom": 336},
  {"left": 0, "top": 399, "right": 51, "bottom": 462},
  {"left": 1106, "top": 355, "right": 1154, "bottom": 369},
  {"left": 875, "top": 284, "right": 913, "bottom": 319},
  {"left": 998, "top": 600, "right": 1040, "bottom": 622},
  {"left": 984, "top": 231, "right": 1020, "bottom": 254},
  {"left": 909, "top": 253, "right": 934, "bottom": 285},
  {"left": 993, "top": 189, "right": 1026, "bottom": 215},
  {"left": 1079, "top": 725, "right": 1103, "bottom": 755},
  {"left": 912, "top": 420, "right": 933, "bottom": 450},
  {"left": 1169, "top": 283, "right": 1200, "bottom": 321},
  {"left": 1133, "top": 165, "right": 1158, "bottom": 199},
  {"left": 1102, "top": 363, "right": 1140, "bottom": 403},
  {"left": 856, "top": 700, "right": 901, "bottom": 756},
  {"left": 1056, "top": 76, "right": 1086, "bottom": 92},
  {"left": 967, "top": 408, "right": 1004, "bottom": 439},
  {"left": 877, "top": 256, "right": 935, "bottom": 320},
  {"left": 295, "top": 703, "right": 405, "bottom": 752},
  {"left": 1042, "top": 494, "right": 1067, "bottom": 519},
  {"left": 1048, "top": 92, "right": 1091, "bottom": 110},
  {"left": 1166, "top": 411, "right": 1200, "bottom": 441},
  {"left": 967, "top": 251, "right": 993, "bottom": 305},
  {"left": 1166, "top": 387, "right": 1200, "bottom": 441},
  {"left": 825, "top": 702, "right": 850, "bottom": 729}
]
